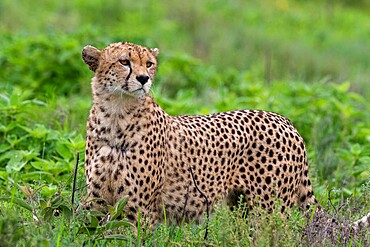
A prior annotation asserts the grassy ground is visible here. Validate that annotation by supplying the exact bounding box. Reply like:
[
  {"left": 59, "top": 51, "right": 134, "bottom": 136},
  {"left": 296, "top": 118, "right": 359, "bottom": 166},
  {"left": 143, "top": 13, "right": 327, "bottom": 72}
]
[{"left": 0, "top": 0, "right": 370, "bottom": 246}]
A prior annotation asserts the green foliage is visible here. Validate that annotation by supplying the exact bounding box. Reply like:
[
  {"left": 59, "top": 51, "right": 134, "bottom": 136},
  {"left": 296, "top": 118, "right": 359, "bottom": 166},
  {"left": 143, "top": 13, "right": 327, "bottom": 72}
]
[
  {"left": 0, "top": 33, "right": 88, "bottom": 95},
  {"left": 1, "top": 0, "right": 370, "bottom": 97},
  {"left": 0, "top": 86, "right": 85, "bottom": 187},
  {"left": 0, "top": 0, "right": 369, "bottom": 245}
]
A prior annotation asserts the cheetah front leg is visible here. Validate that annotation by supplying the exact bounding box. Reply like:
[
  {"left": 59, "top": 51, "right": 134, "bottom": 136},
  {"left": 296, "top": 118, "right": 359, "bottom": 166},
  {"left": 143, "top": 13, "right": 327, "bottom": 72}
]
[{"left": 118, "top": 178, "right": 164, "bottom": 229}]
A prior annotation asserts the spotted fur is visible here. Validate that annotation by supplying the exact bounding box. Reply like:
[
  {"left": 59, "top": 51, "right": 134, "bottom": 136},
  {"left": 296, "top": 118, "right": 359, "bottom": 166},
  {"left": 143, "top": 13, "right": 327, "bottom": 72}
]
[{"left": 82, "top": 42, "right": 369, "bottom": 230}]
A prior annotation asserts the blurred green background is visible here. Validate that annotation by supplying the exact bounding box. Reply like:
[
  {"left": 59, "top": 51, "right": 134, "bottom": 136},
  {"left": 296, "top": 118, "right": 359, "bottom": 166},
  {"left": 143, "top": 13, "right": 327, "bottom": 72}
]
[
  {"left": 0, "top": 0, "right": 370, "bottom": 245},
  {"left": 1, "top": 0, "right": 370, "bottom": 97}
]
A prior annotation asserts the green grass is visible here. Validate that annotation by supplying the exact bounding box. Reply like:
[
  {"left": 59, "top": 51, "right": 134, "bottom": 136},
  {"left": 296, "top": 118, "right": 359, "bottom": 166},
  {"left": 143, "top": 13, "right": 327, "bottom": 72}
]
[{"left": 0, "top": 0, "right": 370, "bottom": 245}]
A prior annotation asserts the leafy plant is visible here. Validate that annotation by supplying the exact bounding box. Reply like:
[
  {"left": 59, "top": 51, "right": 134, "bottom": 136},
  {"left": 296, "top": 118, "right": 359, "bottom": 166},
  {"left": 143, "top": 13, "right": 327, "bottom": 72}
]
[{"left": 0, "top": 0, "right": 369, "bottom": 245}]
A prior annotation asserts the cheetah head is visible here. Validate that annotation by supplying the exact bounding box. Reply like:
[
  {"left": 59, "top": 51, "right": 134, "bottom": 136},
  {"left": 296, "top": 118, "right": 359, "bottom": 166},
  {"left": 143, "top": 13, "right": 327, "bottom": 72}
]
[{"left": 82, "top": 42, "right": 159, "bottom": 100}]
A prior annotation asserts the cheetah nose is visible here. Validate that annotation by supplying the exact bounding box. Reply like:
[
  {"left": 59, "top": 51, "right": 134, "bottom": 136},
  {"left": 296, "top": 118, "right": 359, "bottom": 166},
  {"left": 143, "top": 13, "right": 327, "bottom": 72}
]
[{"left": 136, "top": 75, "right": 149, "bottom": 85}]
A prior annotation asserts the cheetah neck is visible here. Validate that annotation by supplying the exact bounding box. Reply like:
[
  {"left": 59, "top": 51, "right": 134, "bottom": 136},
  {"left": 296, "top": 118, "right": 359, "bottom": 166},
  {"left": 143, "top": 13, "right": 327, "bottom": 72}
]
[
  {"left": 91, "top": 87, "right": 166, "bottom": 146},
  {"left": 93, "top": 92, "right": 144, "bottom": 116},
  {"left": 92, "top": 78, "right": 148, "bottom": 115}
]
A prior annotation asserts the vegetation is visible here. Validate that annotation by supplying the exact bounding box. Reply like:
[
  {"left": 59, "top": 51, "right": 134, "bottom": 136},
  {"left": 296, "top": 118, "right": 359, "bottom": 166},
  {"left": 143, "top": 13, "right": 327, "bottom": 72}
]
[{"left": 0, "top": 0, "right": 369, "bottom": 246}]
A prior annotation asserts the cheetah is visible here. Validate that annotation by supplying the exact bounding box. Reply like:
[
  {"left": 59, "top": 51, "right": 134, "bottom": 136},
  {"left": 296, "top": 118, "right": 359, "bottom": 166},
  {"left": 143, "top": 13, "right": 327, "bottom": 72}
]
[{"left": 82, "top": 41, "right": 370, "bottom": 229}]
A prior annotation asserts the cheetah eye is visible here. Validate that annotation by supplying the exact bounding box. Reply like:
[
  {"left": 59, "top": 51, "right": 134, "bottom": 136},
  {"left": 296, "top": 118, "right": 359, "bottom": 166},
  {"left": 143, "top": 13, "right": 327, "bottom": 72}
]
[
  {"left": 119, "top": 59, "right": 130, "bottom": 66},
  {"left": 146, "top": 61, "right": 154, "bottom": 68}
]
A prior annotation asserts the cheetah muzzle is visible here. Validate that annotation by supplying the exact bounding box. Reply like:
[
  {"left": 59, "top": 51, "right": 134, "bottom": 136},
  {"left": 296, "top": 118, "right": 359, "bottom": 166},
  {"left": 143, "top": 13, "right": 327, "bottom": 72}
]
[{"left": 82, "top": 41, "right": 370, "bottom": 230}]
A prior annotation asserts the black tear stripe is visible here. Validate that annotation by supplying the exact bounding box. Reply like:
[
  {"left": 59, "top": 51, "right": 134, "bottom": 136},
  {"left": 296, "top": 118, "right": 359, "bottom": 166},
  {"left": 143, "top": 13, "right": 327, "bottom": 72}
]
[{"left": 126, "top": 65, "right": 132, "bottom": 82}]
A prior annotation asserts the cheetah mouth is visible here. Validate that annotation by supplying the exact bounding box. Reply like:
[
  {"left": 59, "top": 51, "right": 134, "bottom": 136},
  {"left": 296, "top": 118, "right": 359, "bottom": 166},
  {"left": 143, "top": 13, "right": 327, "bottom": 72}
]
[
  {"left": 107, "top": 81, "right": 150, "bottom": 97},
  {"left": 113, "top": 85, "right": 146, "bottom": 94},
  {"left": 129, "top": 87, "right": 147, "bottom": 95},
  {"left": 122, "top": 87, "right": 148, "bottom": 98},
  {"left": 132, "top": 88, "right": 145, "bottom": 92}
]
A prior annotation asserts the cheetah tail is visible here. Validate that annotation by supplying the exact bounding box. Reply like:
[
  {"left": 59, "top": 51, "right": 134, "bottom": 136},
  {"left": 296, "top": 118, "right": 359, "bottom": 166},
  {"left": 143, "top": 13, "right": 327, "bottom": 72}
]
[{"left": 350, "top": 212, "right": 370, "bottom": 232}]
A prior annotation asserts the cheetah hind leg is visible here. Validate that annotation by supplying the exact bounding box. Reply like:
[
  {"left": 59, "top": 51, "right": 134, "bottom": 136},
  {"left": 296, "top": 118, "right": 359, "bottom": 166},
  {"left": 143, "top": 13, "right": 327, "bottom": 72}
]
[
  {"left": 225, "top": 189, "right": 251, "bottom": 218},
  {"left": 225, "top": 189, "right": 289, "bottom": 220}
]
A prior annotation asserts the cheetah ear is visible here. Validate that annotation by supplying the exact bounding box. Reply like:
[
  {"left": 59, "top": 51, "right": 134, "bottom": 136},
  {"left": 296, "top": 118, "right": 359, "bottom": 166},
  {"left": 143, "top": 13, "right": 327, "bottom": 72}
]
[
  {"left": 150, "top": 48, "right": 159, "bottom": 57},
  {"left": 82, "top": 45, "right": 101, "bottom": 72}
]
